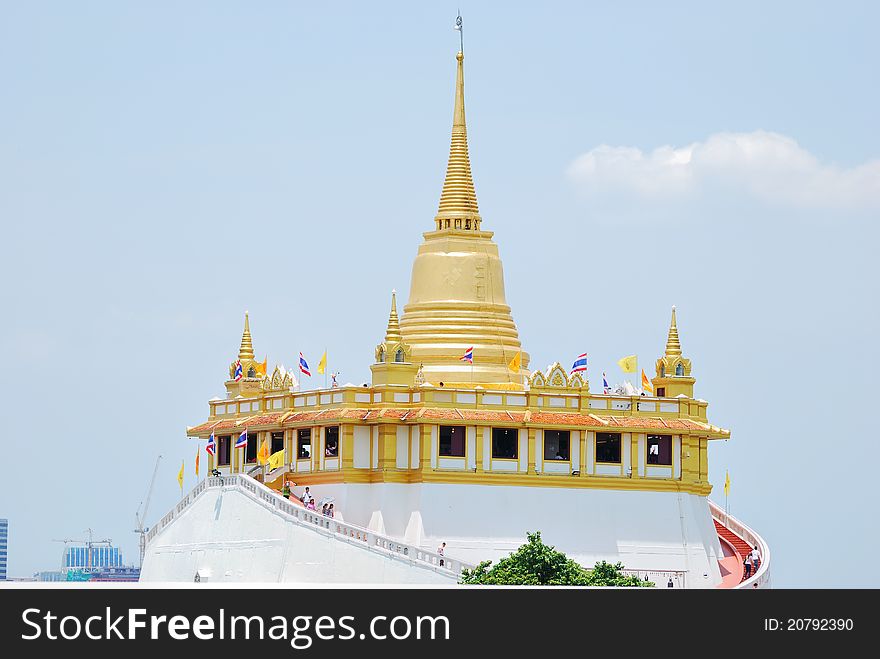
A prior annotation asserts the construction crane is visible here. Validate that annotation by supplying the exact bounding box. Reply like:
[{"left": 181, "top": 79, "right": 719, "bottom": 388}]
[{"left": 133, "top": 454, "right": 162, "bottom": 568}]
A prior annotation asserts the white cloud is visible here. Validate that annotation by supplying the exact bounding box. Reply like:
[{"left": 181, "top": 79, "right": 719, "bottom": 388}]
[{"left": 567, "top": 131, "right": 880, "bottom": 211}]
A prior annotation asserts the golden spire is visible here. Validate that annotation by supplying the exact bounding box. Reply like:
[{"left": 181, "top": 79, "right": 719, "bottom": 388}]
[
  {"left": 238, "top": 311, "right": 255, "bottom": 361},
  {"left": 665, "top": 305, "right": 682, "bottom": 356},
  {"left": 385, "top": 290, "right": 403, "bottom": 343},
  {"left": 434, "top": 50, "right": 481, "bottom": 230}
]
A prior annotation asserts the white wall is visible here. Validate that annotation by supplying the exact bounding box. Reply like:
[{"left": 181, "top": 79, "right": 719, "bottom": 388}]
[
  {"left": 140, "top": 487, "right": 455, "bottom": 585},
  {"left": 396, "top": 426, "right": 408, "bottom": 469},
  {"left": 353, "top": 426, "right": 370, "bottom": 468},
  {"left": 281, "top": 481, "right": 724, "bottom": 589},
  {"left": 143, "top": 477, "right": 726, "bottom": 587}
]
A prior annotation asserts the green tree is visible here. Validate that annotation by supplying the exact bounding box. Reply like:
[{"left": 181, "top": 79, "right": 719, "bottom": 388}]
[{"left": 459, "top": 531, "right": 653, "bottom": 587}]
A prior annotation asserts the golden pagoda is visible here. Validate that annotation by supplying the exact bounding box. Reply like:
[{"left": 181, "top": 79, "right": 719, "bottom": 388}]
[
  {"left": 652, "top": 306, "right": 695, "bottom": 399},
  {"left": 399, "top": 50, "right": 530, "bottom": 386},
  {"left": 225, "top": 312, "right": 266, "bottom": 398}
]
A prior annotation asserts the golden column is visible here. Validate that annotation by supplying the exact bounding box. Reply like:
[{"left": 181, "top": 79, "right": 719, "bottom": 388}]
[{"left": 399, "top": 50, "right": 529, "bottom": 386}]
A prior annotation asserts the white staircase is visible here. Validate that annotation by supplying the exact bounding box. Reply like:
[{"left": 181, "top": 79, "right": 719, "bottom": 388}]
[{"left": 144, "top": 474, "right": 472, "bottom": 579}]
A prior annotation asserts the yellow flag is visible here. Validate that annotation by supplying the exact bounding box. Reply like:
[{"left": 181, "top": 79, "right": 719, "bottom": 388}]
[
  {"left": 256, "top": 357, "right": 268, "bottom": 377},
  {"left": 257, "top": 438, "right": 270, "bottom": 465},
  {"left": 177, "top": 460, "right": 184, "bottom": 490},
  {"left": 195, "top": 448, "right": 200, "bottom": 478},
  {"left": 317, "top": 350, "right": 327, "bottom": 375},
  {"left": 617, "top": 354, "right": 637, "bottom": 373},
  {"left": 268, "top": 449, "right": 285, "bottom": 471},
  {"left": 507, "top": 350, "right": 521, "bottom": 372},
  {"left": 641, "top": 368, "right": 653, "bottom": 394},
  {"left": 724, "top": 470, "right": 730, "bottom": 498}
]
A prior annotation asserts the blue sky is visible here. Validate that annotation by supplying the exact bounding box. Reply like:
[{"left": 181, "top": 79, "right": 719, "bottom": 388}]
[{"left": 1, "top": 1, "right": 878, "bottom": 586}]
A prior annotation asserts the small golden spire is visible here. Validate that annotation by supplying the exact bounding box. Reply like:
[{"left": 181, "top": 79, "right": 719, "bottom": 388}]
[
  {"left": 384, "top": 290, "right": 403, "bottom": 343},
  {"left": 239, "top": 311, "right": 255, "bottom": 361},
  {"left": 665, "top": 305, "right": 682, "bottom": 356},
  {"left": 434, "top": 49, "right": 481, "bottom": 230}
]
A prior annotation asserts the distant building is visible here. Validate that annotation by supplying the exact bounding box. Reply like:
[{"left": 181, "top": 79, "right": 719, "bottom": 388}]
[
  {"left": 61, "top": 542, "right": 139, "bottom": 582},
  {"left": 64, "top": 544, "right": 123, "bottom": 571},
  {"left": 0, "top": 518, "right": 7, "bottom": 581},
  {"left": 33, "top": 571, "right": 64, "bottom": 582}
]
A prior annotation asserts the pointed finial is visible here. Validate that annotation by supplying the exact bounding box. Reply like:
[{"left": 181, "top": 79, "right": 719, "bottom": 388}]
[
  {"left": 665, "top": 305, "right": 682, "bottom": 356},
  {"left": 239, "top": 311, "right": 255, "bottom": 361},
  {"left": 434, "top": 21, "right": 481, "bottom": 232},
  {"left": 385, "top": 290, "right": 402, "bottom": 343}
]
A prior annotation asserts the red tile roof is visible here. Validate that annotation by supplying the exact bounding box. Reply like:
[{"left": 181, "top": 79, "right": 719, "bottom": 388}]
[
  {"left": 186, "top": 417, "right": 250, "bottom": 437},
  {"left": 245, "top": 411, "right": 289, "bottom": 427},
  {"left": 187, "top": 405, "right": 728, "bottom": 438}
]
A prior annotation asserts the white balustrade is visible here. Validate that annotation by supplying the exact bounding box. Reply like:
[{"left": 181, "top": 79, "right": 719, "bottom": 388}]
[{"left": 621, "top": 569, "right": 687, "bottom": 588}]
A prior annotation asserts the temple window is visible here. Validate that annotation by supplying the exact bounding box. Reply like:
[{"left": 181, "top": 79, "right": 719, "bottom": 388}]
[
  {"left": 491, "top": 427, "right": 518, "bottom": 459},
  {"left": 297, "top": 429, "right": 312, "bottom": 460},
  {"left": 647, "top": 434, "right": 672, "bottom": 466},
  {"left": 271, "top": 431, "right": 285, "bottom": 455},
  {"left": 455, "top": 219, "right": 462, "bottom": 229},
  {"left": 378, "top": 347, "right": 385, "bottom": 363},
  {"left": 439, "top": 425, "right": 466, "bottom": 457},
  {"left": 543, "top": 429, "right": 570, "bottom": 461},
  {"left": 444, "top": 219, "right": 450, "bottom": 228},
  {"left": 217, "top": 436, "right": 231, "bottom": 466},
  {"left": 465, "top": 219, "right": 471, "bottom": 230},
  {"left": 659, "top": 365, "right": 665, "bottom": 378},
  {"left": 675, "top": 363, "right": 684, "bottom": 376},
  {"left": 247, "top": 367, "right": 256, "bottom": 378},
  {"left": 245, "top": 433, "right": 257, "bottom": 464},
  {"left": 656, "top": 387, "right": 666, "bottom": 398},
  {"left": 325, "top": 426, "right": 339, "bottom": 457},
  {"left": 395, "top": 349, "right": 404, "bottom": 363},
  {"left": 595, "top": 432, "right": 621, "bottom": 464}
]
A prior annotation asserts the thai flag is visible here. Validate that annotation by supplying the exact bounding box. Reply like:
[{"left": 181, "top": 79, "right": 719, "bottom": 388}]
[
  {"left": 206, "top": 432, "right": 216, "bottom": 456},
  {"left": 602, "top": 372, "right": 611, "bottom": 394},
  {"left": 235, "top": 429, "right": 248, "bottom": 449},
  {"left": 460, "top": 347, "right": 473, "bottom": 363},
  {"left": 233, "top": 360, "right": 243, "bottom": 382},
  {"left": 570, "top": 353, "right": 587, "bottom": 374},
  {"left": 299, "top": 352, "right": 311, "bottom": 377}
]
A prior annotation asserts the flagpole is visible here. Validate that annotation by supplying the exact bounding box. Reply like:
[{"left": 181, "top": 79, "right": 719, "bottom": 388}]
[
  {"left": 324, "top": 347, "right": 328, "bottom": 389},
  {"left": 724, "top": 469, "right": 730, "bottom": 516}
]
